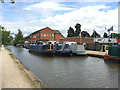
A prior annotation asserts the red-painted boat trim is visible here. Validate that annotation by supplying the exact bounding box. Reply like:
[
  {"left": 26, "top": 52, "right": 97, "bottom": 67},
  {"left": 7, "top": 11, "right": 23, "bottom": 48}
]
[{"left": 104, "top": 54, "right": 120, "bottom": 61}]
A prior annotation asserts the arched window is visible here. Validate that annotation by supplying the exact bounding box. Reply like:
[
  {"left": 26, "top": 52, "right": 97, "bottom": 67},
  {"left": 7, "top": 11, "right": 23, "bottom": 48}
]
[{"left": 44, "top": 34, "right": 46, "bottom": 37}]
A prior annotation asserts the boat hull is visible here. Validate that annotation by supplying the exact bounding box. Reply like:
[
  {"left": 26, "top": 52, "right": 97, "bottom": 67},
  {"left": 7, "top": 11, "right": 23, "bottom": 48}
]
[
  {"left": 104, "top": 54, "right": 120, "bottom": 61},
  {"left": 55, "top": 50, "right": 72, "bottom": 56},
  {"left": 29, "top": 49, "right": 54, "bottom": 56}
]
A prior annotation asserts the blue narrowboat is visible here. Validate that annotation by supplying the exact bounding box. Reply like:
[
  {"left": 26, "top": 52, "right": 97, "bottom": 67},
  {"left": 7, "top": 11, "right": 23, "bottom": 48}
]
[
  {"left": 29, "top": 43, "right": 72, "bottom": 56},
  {"left": 29, "top": 44, "right": 54, "bottom": 56}
]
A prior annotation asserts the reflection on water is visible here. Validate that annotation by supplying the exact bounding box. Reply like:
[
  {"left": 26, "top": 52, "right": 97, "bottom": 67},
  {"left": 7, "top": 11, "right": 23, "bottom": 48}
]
[{"left": 6, "top": 46, "right": 118, "bottom": 88}]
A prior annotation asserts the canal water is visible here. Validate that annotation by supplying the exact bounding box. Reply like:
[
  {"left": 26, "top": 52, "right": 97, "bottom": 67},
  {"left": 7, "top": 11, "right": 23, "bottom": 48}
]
[{"left": 6, "top": 46, "right": 118, "bottom": 88}]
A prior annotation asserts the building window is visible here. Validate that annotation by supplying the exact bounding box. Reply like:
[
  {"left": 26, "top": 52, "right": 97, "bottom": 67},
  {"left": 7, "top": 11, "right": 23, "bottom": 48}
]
[
  {"left": 52, "top": 34, "right": 54, "bottom": 37},
  {"left": 41, "top": 34, "right": 43, "bottom": 37},
  {"left": 47, "top": 34, "right": 49, "bottom": 37},
  {"left": 44, "top": 34, "right": 46, "bottom": 37}
]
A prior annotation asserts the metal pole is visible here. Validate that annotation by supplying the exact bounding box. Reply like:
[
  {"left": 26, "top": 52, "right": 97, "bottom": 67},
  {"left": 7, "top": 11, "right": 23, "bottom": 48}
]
[
  {"left": 94, "top": 30, "right": 95, "bottom": 51},
  {"left": 80, "top": 32, "right": 81, "bottom": 44}
]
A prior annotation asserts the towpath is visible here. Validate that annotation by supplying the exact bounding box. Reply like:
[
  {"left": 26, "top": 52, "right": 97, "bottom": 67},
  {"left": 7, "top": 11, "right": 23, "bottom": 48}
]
[{"left": 1, "top": 46, "right": 37, "bottom": 88}]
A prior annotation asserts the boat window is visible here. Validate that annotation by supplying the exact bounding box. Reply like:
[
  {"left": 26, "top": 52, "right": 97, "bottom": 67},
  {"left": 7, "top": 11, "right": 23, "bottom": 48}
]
[
  {"left": 64, "top": 44, "right": 70, "bottom": 50},
  {"left": 57, "top": 46, "right": 62, "bottom": 50}
]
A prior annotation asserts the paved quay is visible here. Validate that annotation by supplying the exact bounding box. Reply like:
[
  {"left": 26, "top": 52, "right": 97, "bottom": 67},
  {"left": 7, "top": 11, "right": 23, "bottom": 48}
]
[
  {"left": 1, "top": 46, "right": 46, "bottom": 88},
  {"left": 86, "top": 50, "right": 108, "bottom": 58}
]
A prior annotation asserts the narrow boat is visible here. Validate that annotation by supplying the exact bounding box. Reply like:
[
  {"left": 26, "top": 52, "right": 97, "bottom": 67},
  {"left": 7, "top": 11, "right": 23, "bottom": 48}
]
[
  {"left": 55, "top": 44, "right": 72, "bottom": 56},
  {"left": 104, "top": 45, "right": 120, "bottom": 62},
  {"left": 66, "top": 42, "right": 87, "bottom": 56},
  {"left": 29, "top": 44, "right": 54, "bottom": 56}
]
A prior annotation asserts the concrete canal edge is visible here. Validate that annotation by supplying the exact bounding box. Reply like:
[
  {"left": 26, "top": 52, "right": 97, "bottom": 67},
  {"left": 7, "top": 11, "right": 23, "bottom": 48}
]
[
  {"left": 6, "top": 48, "right": 47, "bottom": 88},
  {"left": 86, "top": 50, "right": 107, "bottom": 58},
  {"left": 87, "top": 53, "right": 104, "bottom": 58}
]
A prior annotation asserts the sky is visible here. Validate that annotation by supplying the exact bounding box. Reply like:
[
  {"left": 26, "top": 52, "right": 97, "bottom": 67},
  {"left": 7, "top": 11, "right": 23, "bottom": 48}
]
[{"left": 0, "top": 0, "right": 119, "bottom": 37}]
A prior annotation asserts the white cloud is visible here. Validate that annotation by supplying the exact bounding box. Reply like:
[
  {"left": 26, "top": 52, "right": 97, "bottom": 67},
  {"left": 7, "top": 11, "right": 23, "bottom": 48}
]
[
  {"left": 38, "top": 5, "right": 118, "bottom": 36},
  {"left": 1, "top": 4, "right": 118, "bottom": 37},
  {"left": 4, "top": 0, "right": 119, "bottom": 2},
  {"left": 24, "top": 2, "right": 75, "bottom": 11}
]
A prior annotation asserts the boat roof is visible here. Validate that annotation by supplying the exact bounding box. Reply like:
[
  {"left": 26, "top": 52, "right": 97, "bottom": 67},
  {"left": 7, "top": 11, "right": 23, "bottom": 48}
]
[
  {"left": 65, "top": 42, "right": 77, "bottom": 45},
  {"left": 110, "top": 45, "right": 120, "bottom": 47}
]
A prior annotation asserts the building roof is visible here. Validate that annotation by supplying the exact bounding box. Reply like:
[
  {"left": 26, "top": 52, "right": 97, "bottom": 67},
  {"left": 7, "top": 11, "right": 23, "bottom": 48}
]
[
  {"left": 53, "top": 30, "right": 61, "bottom": 34},
  {"left": 30, "top": 27, "right": 61, "bottom": 35}
]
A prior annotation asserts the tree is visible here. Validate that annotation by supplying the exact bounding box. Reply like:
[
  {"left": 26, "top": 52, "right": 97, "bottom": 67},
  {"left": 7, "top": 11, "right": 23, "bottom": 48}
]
[
  {"left": 91, "top": 31, "right": 101, "bottom": 38},
  {"left": 13, "top": 29, "right": 24, "bottom": 46},
  {"left": 103, "top": 32, "right": 108, "bottom": 38},
  {"left": 110, "top": 33, "right": 120, "bottom": 39},
  {"left": 81, "top": 31, "right": 90, "bottom": 37},
  {"left": 1, "top": 0, "right": 15, "bottom": 4},
  {"left": 74, "top": 23, "right": 81, "bottom": 36},
  {"left": 67, "top": 27, "right": 75, "bottom": 37},
  {"left": 0, "top": 25, "right": 13, "bottom": 45}
]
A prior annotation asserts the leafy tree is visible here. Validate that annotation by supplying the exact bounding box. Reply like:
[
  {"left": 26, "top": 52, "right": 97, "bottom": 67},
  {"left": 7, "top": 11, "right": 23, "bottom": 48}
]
[
  {"left": 13, "top": 29, "right": 24, "bottom": 46},
  {"left": 0, "top": 25, "right": 13, "bottom": 45},
  {"left": 110, "top": 33, "right": 120, "bottom": 39},
  {"left": 74, "top": 23, "right": 81, "bottom": 36},
  {"left": 81, "top": 31, "right": 90, "bottom": 37},
  {"left": 103, "top": 32, "right": 108, "bottom": 38},
  {"left": 91, "top": 31, "right": 101, "bottom": 38},
  {"left": 67, "top": 27, "right": 75, "bottom": 37}
]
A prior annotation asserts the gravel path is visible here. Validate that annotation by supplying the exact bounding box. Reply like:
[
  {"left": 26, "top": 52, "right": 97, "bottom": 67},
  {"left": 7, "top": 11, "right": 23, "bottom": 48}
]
[{"left": 1, "top": 46, "right": 36, "bottom": 88}]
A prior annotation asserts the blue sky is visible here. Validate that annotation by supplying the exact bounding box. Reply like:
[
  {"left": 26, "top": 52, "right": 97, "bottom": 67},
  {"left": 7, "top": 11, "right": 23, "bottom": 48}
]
[{"left": 0, "top": 1, "right": 119, "bottom": 37}]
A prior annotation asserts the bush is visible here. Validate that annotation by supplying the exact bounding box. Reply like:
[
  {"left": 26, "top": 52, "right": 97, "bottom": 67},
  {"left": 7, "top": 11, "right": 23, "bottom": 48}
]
[{"left": 106, "top": 45, "right": 109, "bottom": 50}]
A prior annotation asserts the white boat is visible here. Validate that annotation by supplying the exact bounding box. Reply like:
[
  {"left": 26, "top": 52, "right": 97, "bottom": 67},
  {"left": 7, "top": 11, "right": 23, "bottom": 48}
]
[{"left": 65, "top": 42, "right": 87, "bottom": 55}]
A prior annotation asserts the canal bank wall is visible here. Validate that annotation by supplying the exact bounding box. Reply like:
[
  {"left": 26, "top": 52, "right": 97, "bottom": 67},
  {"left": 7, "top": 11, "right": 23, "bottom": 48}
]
[{"left": 2, "top": 46, "right": 47, "bottom": 88}]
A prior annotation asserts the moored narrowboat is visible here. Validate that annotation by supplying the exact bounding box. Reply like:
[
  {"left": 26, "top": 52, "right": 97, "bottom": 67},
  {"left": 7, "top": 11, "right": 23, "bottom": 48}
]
[
  {"left": 104, "top": 45, "right": 120, "bottom": 61},
  {"left": 29, "top": 44, "right": 54, "bottom": 56},
  {"left": 66, "top": 42, "right": 87, "bottom": 56},
  {"left": 55, "top": 44, "right": 72, "bottom": 56}
]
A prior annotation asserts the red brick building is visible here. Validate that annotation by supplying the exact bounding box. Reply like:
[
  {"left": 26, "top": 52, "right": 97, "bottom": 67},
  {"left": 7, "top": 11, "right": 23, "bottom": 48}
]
[{"left": 25, "top": 27, "right": 64, "bottom": 43}]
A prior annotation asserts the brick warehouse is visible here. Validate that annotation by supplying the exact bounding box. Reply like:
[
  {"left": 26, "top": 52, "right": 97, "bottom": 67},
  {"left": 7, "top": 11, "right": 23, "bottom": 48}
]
[{"left": 24, "top": 27, "right": 64, "bottom": 43}]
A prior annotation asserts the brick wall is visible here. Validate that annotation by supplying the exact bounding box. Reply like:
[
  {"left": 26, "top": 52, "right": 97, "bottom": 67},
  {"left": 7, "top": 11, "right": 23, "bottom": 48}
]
[
  {"left": 25, "top": 27, "right": 65, "bottom": 43},
  {"left": 40, "top": 27, "right": 55, "bottom": 41},
  {"left": 60, "top": 37, "right": 94, "bottom": 44},
  {"left": 55, "top": 34, "right": 64, "bottom": 41}
]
